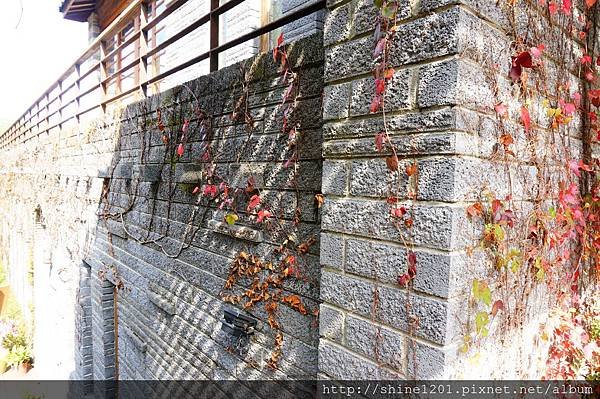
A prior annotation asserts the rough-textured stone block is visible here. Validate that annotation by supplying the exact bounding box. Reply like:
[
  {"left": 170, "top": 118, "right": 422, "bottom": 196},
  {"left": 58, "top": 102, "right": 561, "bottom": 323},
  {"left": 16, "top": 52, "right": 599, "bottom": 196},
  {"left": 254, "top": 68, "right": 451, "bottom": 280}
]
[
  {"left": 319, "top": 340, "right": 402, "bottom": 379},
  {"left": 319, "top": 304, "right": 344, "bottom": 342},
  {"left": 418, "top": 59, "right": 492, "bottom": 109},
  {"left": 322, "top": 160, "right": 348, "bottom": 196},
  {"left": 325, "top": 36, "right": 374, "bottom": 81},
  {"left": 324, "top": 3, "right": 351, "bottom": 46},
  {"left": 320, "top": 271, "right": 374, "bottom": 317},
  {"left": 207, "top": 220, "right": 264, "bottom": 243},
  {"left": 322, "top": 198, "right": 462, "bottom": 249},
  {"left": 320, "top": 232, "right": 345, "bottom": 270},
  {"left": 349, "top": 69, "right": 411, "bottom": 116},
  {"left": 407, "top": 340, "right": 453, "bottom": 379},
  {"left": 344, "top": 237, "right": 452, "bottom": 298},
  {"left": 345, "top": 315, "right": 405, "bottom": 372},
  {"left": 388, "top": 8, "right": 460, "bottom": 66},
  {"left": 323, "top": 82, "right": 351, "bottom": 120},
  {"left": 377, "top": 287, "right": 448, "bottom": 344}
]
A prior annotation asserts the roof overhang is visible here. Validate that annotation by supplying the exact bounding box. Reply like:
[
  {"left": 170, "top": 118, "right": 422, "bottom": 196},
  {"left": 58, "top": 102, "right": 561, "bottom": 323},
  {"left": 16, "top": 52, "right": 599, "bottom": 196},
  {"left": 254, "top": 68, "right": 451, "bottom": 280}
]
[{"left": 59, "top": 0, "right": 96, "bottom": 22}]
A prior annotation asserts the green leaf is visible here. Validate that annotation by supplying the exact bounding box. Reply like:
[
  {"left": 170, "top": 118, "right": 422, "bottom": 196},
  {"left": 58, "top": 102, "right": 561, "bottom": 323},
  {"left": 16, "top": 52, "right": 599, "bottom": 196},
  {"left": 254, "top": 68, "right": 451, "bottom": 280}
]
[
  {"left": 510, "top": 259, "right": 520, "bottom": 273},
  {"left": 548, "top": 206, "right": 557, "bottom": 219},
  {"left": 475, "top": 311, "right": 489, "bottom": 336},
  {"left": 381, "top": 2, "right": 397, "bottom": 19},
  {"left": 493, "top": 224, "right": 505, "bottom": 241},
  {"left": 534, "top": 257, "right": 545, "bottom": 281},
  {"left": 472, "top": 279, "right": 492, "bottom": 306},
  {"left": 506, "top": 248, "right": 521, "bottom": 272},
  {"left": 225, "top": 213, "right": 239, "bottom": 225},
  {"left": 374, "top": 0, "right": 384, "bottom": 8}
]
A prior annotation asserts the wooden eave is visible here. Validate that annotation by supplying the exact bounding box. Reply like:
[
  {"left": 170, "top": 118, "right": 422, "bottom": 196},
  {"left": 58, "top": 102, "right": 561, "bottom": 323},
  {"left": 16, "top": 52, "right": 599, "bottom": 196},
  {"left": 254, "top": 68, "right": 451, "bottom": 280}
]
[{"left": 59, "top": 0, "right": 97, "bottom": 22}]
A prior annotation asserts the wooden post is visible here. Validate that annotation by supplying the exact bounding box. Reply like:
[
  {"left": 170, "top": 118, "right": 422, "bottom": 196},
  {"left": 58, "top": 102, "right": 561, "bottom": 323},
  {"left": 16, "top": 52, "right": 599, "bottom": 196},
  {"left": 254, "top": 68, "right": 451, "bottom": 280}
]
[
  {"left": 100, "top": 42, "right": 108, "bottom": 114},
  {"left": 209, "top": 0, "right": 219, "bottom": 72},
  {"left": 138, "top": 3, "right": 149, "bottom": 98},
  {"left": 75, "top": 64, "right": 81, "bottom": 124}
]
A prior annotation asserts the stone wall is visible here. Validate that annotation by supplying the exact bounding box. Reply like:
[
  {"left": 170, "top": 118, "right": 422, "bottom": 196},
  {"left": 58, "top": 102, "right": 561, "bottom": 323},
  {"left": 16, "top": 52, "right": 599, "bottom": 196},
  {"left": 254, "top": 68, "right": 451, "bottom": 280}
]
[
  {"left": 319, "top": 0, "right": 596, "bottom": 380},
  {"left": 0, "top": 0, "right": 596, "bottom": 390},
  {"left": 0, "top": 33, "right": 323, "bottom": 393}
]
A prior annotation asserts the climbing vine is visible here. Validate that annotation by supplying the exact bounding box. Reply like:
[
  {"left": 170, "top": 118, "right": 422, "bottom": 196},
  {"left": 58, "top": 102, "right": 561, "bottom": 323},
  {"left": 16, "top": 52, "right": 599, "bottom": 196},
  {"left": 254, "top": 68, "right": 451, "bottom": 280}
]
[
  {"left": 370, "top": 0, "right": 600, "bottom": 380},
  {"left": 95, "top": 32, "right": 320, "bottom": 371},
  {"left": 460, "top": 0, "right": 599, "bottom": 379}
]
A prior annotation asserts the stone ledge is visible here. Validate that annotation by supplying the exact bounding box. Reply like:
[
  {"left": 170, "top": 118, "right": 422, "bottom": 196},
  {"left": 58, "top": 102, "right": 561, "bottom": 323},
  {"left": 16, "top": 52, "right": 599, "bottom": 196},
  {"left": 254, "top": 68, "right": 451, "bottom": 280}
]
[
  {"left": 98, "top": 163, "right": 133, "bottom": 179},
  {"left": 207, "top": 220, "right": 263, "bottom": 243},
  {"left": 133, "top": 164, "right": 162, "bottom": 182},
  {"left": 124, "top": 325, "right": 147, "bottom": 353},
  {"left": 148, "top": 283, "right": 177, "bottom": 315}
]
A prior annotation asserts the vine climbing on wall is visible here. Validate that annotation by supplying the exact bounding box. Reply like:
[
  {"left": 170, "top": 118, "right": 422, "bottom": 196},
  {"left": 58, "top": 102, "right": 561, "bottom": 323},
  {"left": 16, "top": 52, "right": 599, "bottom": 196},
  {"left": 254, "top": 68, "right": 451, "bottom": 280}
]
[
  {"left": 369, "top": 0, "right": 600, "bottom": 380},
  {"left": 95, "top": 32, "right": 322, "bottom": 371}
]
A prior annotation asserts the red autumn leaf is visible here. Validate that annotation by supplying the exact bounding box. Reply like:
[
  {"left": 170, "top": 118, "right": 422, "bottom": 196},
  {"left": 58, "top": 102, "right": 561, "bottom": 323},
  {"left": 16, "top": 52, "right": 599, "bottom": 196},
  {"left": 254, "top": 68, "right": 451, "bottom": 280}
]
[
  {"left": 386, "top": 155, "right": 399, "bottom": 171},
  {"left": 257, "top": 209, "right": 272, "bottom": 223},
  {"left": 192, "top": 186, "right": 200, "bottom": 195},
  {"left": 514, "top": 51, "right": 533, "bottom": 68},
  {"left": 467, "top": 202, "right": 484, "bottom": 219},
  {"left": 581, "top": 54, "right": 593, "bottom": 65},
  {"left": 586, "top": 70, "right": 596, "bottom": 82},
  {"left": 177, "top": 143, "right": 184, "bottom": 157},
  {"left": 561, "top": 0, "right": 572, "bottom": 14},
  {"left": 285, "top": 254, "right": 296, "bottom": 265},
  {"left": 370, "top": 95, "right": 382, "bottom": 113},
  {"left": 491, "top": 300, "right": 505, "bottom": 316},
  {"left": 203, "top": 184, "right": 217, "bottom": 197},
  {"left": 404, "top": 218, "right": 413, "bottom": 228},
  {"left": 586, "top": 0, "right": 598, "bottom": 7},
  {"left": 397, "top": 273, "right": 411, "bottom": 287},
  {"left": 549, "top": 1, "right": 558, "bottom": 14},
  {"left": 530, "top": 44, "right": 545, "bottom": 58},
  {"left": 386, "top": 196, "right": 399, "bottom": 204},
  {"left": 494, "top": 103, "right": 508, "bottom": 117},
  {"left": 407, "top": 251, "right": 417, "bottom": 273},
  {"left": 589, "top": 90, "right": 600, "bottom": 107},
  {"left": 405, "top": 163, "right": 417, "bottom": 177},
  {"left": 391, "top": 207, "right": 406, "bottom": 218},
  {"left": 383, "top": 68, "right": 395, "bottom": 80},
  {"left": 520, "top": 106, "right": 531, "bottom": 133},
  {"left": 272, "top": 33, "right": 284, "bottom": 62},
  {"left": 509, "top": 51, "right": 534, "bottom": 82},
  {"left": 375, "top": 132, "right": 386, "bottom": 152},
  {"left": 248, "top": 194, "right": 261, "bottom": 211},
  {"left": 509, "top": 64, "right": 522, "bottom": 82},
  {"left": 499, "top": 134, "right": 514, "bottom": 146},
  {"left": 492, "top": 199, "right": 503, "bottom": 217},
  {"left": 375, "top": 78, "right": 386, "bottom": 96}
]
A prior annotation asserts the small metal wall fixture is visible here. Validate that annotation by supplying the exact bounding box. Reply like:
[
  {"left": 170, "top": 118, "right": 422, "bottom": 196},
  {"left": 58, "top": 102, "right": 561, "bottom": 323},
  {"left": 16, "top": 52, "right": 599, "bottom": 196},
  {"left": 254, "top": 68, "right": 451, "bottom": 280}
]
[{"left": 221, "top": 306, "right": 258, "bottom": 337}]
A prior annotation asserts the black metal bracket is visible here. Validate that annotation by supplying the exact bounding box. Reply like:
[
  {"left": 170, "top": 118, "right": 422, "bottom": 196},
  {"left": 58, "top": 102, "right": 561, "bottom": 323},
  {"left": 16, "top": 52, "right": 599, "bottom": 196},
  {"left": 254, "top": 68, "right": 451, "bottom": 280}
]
[{"left": 221, "top": 306, "right": 258, "bottom": 337}]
